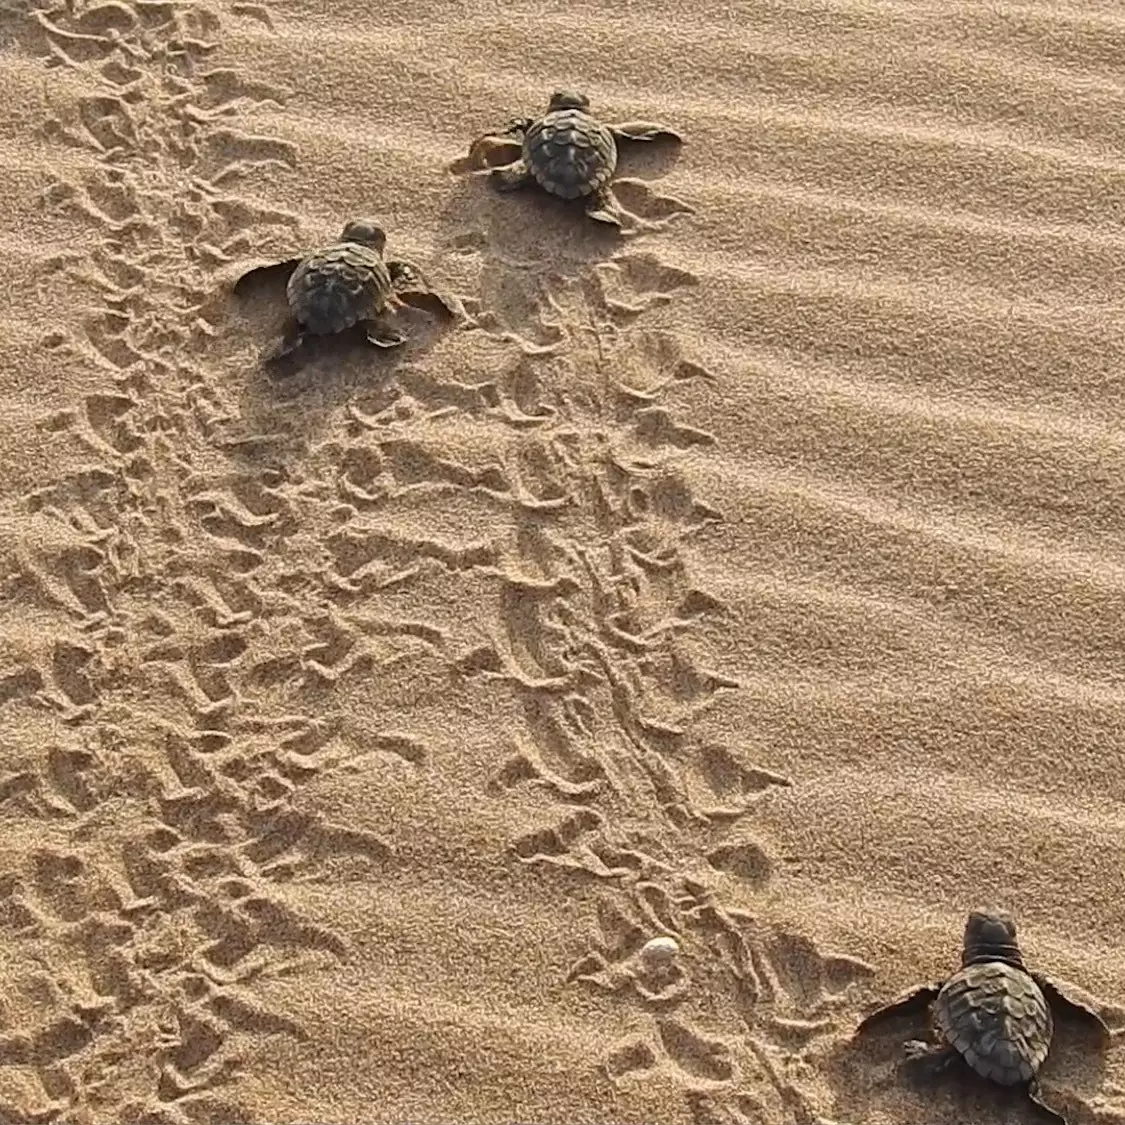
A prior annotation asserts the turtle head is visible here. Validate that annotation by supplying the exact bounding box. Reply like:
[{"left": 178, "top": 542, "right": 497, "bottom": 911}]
[
  {"left": 547, "top": 89, "right": 590, "bottom": 114},
  {"left": 961, "top": 906, "right": 1024, "bottom": 968},
  {"left": 339, "top": 219, "right": 387, "bottom": 254}
]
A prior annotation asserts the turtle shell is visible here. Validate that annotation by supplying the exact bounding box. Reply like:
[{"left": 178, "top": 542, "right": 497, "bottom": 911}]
[
  {"left": 286, "top": 241, "right": 393, "bottom": 335},
  {"left": 933, "top": 961, "right": 1052, "bottom": 1086},
  {"left": 523, "top": 107, "right": 618, "bottom": 200}
]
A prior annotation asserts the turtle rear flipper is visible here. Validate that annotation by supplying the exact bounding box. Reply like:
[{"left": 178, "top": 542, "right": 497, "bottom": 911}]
[
  {"left": 609, "top": 120, "right": 684, "bottom": 144},
  {"left": 902, "top": 1038, "right": 958, "bottom": 1076},
  {"left": 855, "top": 983, "right": 942, "bottom": 1034},
  {"left": 489, "top": 160, "right": 534, "bottom": 191},
  {"left": 1032, "top": 972, "right": 1111, "bottom": 1038},
  {"left": 262, "top": 318, "right": 304, "bottom": 365},
  {"left": 362, "top": 318, "right": 406, "bottom": 349},
  {"left": 585, "top": 185, "right": 626, "bottom": 229}
]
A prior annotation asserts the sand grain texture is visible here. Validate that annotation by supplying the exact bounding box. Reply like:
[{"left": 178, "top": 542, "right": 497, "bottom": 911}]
[{"left": 2, "top": 0, "right": 1125, "bottom": 1122}]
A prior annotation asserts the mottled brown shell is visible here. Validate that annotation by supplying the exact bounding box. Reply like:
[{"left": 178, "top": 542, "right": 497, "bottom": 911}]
[
  {"left": 524, "top": 107, "right": 618, "bottom": 199},
  {"left": 933, "top": 961, "right": 1053, "bottom": 1086},
  {"left": 286, "top": 242, "right": 393, "bottom": 335}
]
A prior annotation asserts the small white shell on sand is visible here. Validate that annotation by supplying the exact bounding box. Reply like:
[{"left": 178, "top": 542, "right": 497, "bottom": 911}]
[{"left": 640, "top": 935, "right": 680, "bottom": 967}]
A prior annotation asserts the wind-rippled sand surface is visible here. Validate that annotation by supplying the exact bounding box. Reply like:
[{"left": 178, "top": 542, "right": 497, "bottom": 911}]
[{"left": 2, "top": 0, "right": 1125, "bottom": 1121}]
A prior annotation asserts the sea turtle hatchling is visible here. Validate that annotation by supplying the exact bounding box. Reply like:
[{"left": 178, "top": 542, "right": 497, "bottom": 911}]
[
  {"left": 855, "top": 907, "right": 1110, "bottom": 1124},
  {"left": 233, "top": 218, "right": 455, "bottom": 363},
  {"left": 474, "top": 90, "right": 683, "bottom": 228}
]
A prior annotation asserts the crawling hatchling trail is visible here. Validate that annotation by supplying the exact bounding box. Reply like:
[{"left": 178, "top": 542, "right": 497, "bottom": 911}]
[
  {"left": 7, "top": 0, "right": 1125, "bottom": 1122},
  {"left": 0, "top": 0, "right": 830, "bottom": 1119},
  {"left": 0, "top": 2, "right": 1025, "bottom": 1122},
  {"left": 445, "top": 256, "right": 883, "bottom": 1120},
  {"left": 2, "top": 0, "right": 868, "bottom": 1113},
  {"left": 0, "top": 0, "right": 367, "bottom": 1120}
]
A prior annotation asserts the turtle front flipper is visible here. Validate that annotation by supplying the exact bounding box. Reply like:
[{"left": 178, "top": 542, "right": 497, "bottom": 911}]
[
  {"left": 855, "top": 983, "right": 942, "bottom": 1034},
  {"left": 489, "top": 160, "right": 534, "bottom": 191},
  {"left": 386, "top": 259, "right": 459, "bottom": 322},
  {"left": 460, "top": 133, "right": 524, "bottom": 174},
  {"left": 1031, "top": 972, "right": 1112, "bottom": 1038},
  {"left": 362, "top": 317, "right": 407, "bottom": 349},
  {"left": 234, "top": 256, "right": 302, "bottom": 296},
  {"left": 386, "top": 258, "right": 427, "bottom": 293},
  {"left": 609, "top": 121, "right": 684, "bottom": 144},
  {"left": 1027, "top": 1078, "right": 1069, "bottom": 1125}
]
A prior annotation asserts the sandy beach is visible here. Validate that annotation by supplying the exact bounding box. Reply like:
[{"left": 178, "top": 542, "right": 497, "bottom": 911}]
[{"left": 3, "top": 0, "right": 1125, "bottom": 1121}]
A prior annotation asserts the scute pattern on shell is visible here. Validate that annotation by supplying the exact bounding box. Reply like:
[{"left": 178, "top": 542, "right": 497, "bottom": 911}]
[
  {"left": 286, "top": 242, "right": 393, "bottom": 336},
  {"left": 933, "top": 961, "right": 1052, "bottom": 1086},
  {"left": 524, "top": 108, "right": 618, "bottom": 200}
]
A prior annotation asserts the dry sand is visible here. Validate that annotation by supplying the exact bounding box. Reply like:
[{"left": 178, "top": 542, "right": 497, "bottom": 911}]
[{"left": 2, "top": 0, "right": 1125, "bottom": 1121}]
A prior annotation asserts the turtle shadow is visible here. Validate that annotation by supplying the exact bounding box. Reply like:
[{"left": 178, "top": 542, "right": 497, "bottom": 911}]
[
  {"left": 437, "top": 160, "right": 627, "bottom": 270},
  {"left": 820, "top": 1002, "right": 1113, "bottom": 1125}
]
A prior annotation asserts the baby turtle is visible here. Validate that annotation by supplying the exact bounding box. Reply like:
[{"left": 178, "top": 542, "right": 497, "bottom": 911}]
[
  {"left": 477, "top": 90, "right": 682, "bottom": 228},
  {"left": 234, "top": 219, "right": 454, "bottom": 363},
  {"left": 855, "top": 907, "right": 1109, "bottom": 1124}
]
